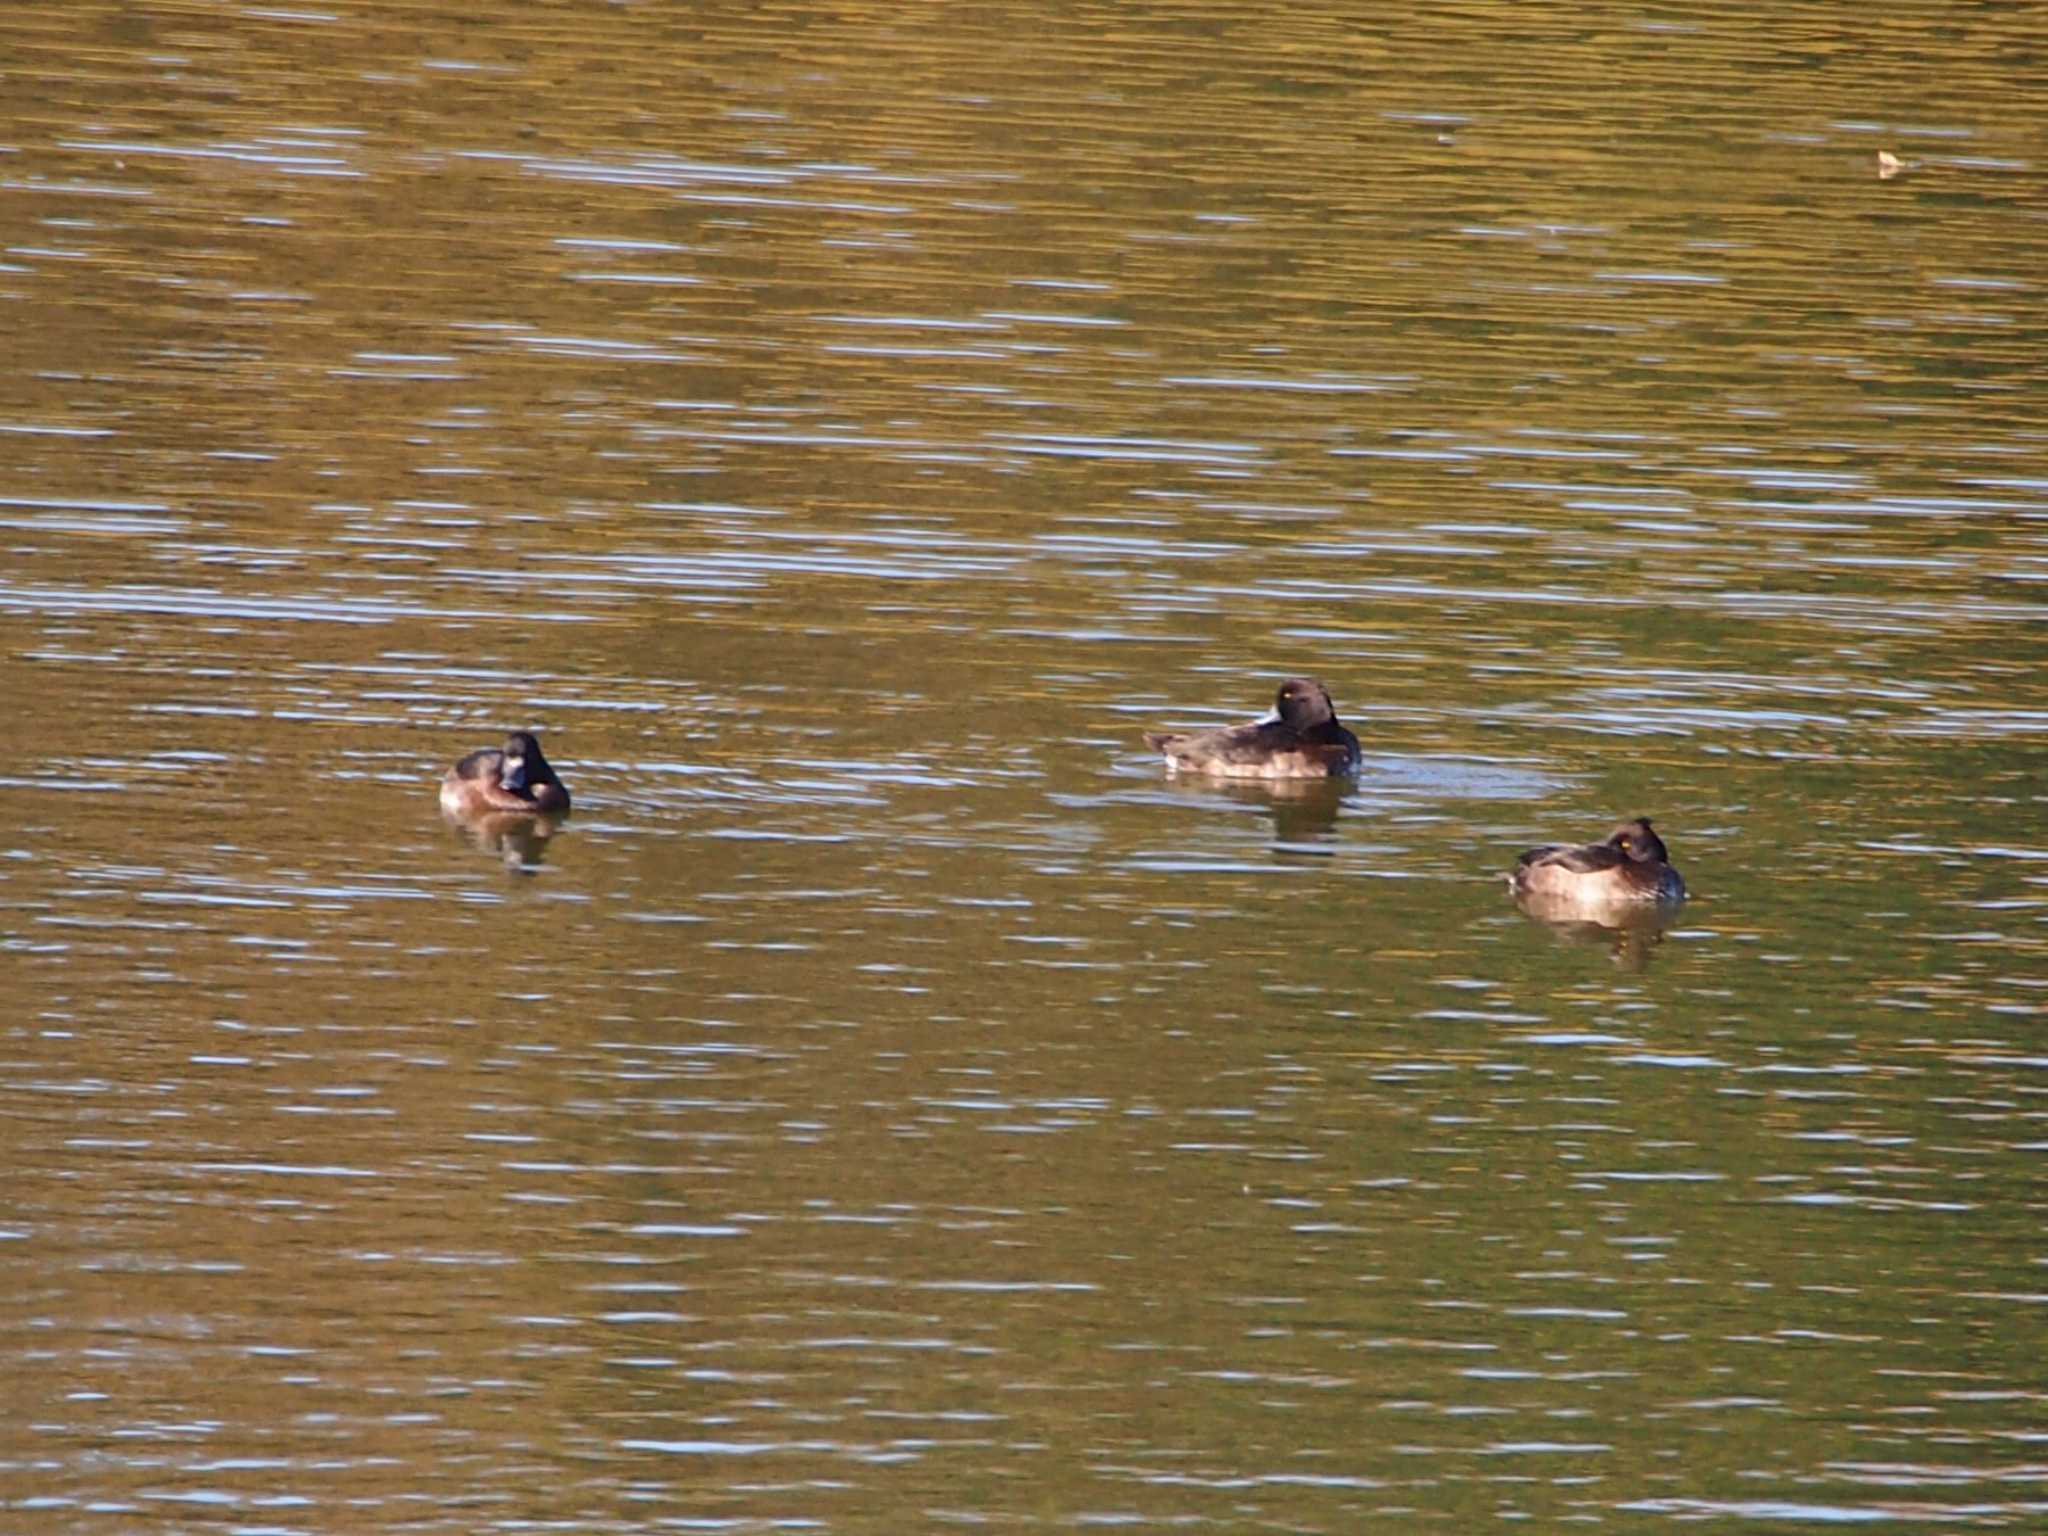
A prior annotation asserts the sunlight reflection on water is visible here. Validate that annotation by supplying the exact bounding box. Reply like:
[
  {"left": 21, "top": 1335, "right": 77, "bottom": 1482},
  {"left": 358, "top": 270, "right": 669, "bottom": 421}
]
[{"left": 1, "top": 0, "right": 2044, "bottom": 1529}]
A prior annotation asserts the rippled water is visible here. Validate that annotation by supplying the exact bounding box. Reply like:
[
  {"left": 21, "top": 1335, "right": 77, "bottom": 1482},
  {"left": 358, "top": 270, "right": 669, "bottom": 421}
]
[{"left": 3, "top": 1, "right": 2044, "bottom": 1529}]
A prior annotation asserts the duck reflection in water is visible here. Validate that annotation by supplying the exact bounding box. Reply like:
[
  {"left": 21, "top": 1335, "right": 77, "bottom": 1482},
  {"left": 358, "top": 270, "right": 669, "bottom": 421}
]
[
  {"left": 439, "top": 730, "right": 571, "bottom": 873},
  {"left": 1164, "top": 774, "right": 1352, "bottom": 853},
  {"left": 1508, "top": 816, "right": 1687, "bottom": 970},
  {"left": 445, "top": 806, "right": 567, "bottom": 872},
  {"left": 1144, "top": 677, "right": 1361, "bottom": 780},
  {"left": 1514, "top": 901, "right": 1680, "bottom": 971}
]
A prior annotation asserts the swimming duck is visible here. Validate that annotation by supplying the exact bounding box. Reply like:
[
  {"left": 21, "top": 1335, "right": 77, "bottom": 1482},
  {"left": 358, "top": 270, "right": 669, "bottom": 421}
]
[
  {"left": 1144, "top": 678, "right": 1361, "bottom": 780},
  {"left": 1509, "top": 817, "right": 1685, "bottom": 918},
  {"left": 439, "top": 730, "right": 571, "bottom": 818}
]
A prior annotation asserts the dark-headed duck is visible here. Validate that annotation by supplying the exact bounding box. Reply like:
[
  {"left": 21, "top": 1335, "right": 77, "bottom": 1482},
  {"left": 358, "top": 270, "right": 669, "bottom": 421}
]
[
  {"left": 1510, "top": 817, "right": 1685, "bottom": 917},
  {"left": 1144, "top": 678, "right": 1361, "bottom": 780},
  {"left": 440, "top": 730, "right": 570, "bottom": 818}
]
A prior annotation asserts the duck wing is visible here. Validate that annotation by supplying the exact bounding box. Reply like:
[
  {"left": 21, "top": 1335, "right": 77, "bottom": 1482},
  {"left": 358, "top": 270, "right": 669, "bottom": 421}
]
[
  {"left": 446, "top": 746, "right": 505, "bottom": 784},
  {"left": 1516, "top": 840, "right": 1626, "bottom": 875}
]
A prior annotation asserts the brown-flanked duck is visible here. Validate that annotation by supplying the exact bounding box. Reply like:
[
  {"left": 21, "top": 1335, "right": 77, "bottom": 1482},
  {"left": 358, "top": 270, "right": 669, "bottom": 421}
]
[
  {"left": 1510, "top": 817, "right": 1685, "bottom": 919},
  {"left": 439, "top": 731, "right": 571, "bottom": 818},
  {"left": 1143, "top": 678, "right": 1361, "bottom": 780}
]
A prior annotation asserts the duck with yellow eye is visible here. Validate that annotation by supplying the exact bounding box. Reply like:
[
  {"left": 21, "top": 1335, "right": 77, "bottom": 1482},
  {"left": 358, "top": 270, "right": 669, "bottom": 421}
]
[
  {"left": 439, "top": 730, "right": 571, "bottom": 819},
  {"left": 1509, "top": 816, "right": 1686, "bottom": 921},
  {"left": 1143, "top": 677, "right": 1361, "bottom": 780}
]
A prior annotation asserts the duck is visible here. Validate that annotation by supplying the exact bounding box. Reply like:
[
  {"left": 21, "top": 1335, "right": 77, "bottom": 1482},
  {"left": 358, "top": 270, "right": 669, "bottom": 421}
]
[
  {"left": 1509, "top": 817, "right": 1685, "bottom": 918},
  {"left": 1144, "top": 677, "right": 1361, "bottom": 780},
  {"left": 439, "top": 730, "right": 571, "bottom": 818}
]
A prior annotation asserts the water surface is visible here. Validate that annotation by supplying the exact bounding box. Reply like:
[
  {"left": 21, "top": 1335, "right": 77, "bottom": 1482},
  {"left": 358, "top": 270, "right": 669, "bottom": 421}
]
[{"left": 3, "top": 1, "right": 2044, "bottom": 1529}]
